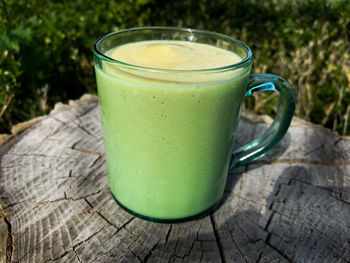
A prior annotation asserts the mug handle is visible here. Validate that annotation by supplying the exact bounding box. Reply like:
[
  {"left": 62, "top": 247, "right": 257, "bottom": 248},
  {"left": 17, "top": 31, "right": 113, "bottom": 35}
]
[{"left": 230, "top": 73, "right": 296, "bottom": 170}]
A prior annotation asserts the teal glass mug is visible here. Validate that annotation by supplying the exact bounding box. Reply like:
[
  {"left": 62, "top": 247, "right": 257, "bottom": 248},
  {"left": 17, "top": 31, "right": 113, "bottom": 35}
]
[{"left": 93, "top": 27, "right": 296, "bottom": 222}]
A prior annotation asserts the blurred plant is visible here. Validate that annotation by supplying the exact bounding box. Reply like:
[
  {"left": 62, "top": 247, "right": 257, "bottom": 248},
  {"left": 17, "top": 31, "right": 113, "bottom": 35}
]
[
  {"left": 0, "top": 0, "right": 152, "bottom": 133},
  {"left": 1, "top": 0, "right": 349, "bottom": 135}
]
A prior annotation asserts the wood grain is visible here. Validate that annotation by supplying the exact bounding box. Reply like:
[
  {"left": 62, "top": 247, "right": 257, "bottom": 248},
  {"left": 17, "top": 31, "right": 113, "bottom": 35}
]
[{"left": 0, "top": 94, "right": 349, "bottom": 262}]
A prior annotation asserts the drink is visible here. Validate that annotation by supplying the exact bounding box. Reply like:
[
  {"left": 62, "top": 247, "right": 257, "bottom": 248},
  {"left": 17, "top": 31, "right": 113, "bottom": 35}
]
[
  {"left": 95, "top": 41, "right": 249, "bottom": 219},
  {"left": 93, "top": 27, "right": 295, "bottom": 222}
]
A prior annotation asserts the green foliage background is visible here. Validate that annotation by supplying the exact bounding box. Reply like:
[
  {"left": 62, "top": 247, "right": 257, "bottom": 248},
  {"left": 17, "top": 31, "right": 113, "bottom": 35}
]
[{"left": 1, "top": 0, "right": 350, "bottom": 134}]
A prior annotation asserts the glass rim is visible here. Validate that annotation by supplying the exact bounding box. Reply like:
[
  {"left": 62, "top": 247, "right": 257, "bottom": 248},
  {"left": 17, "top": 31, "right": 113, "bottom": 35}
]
[{"left": 92, "top": 26, "right": 253, "bottom": 73}]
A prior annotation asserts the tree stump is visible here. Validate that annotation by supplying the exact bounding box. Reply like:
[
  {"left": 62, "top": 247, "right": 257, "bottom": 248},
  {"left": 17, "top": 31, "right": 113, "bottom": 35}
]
[{"left": 0, "top": 94, "right": 349, "bottom": 263}]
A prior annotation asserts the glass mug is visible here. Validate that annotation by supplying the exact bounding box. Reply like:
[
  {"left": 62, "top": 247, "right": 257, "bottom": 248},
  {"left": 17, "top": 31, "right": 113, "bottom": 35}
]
[{"left": 93, "top": 27, "right": 296, "bottom": 222}]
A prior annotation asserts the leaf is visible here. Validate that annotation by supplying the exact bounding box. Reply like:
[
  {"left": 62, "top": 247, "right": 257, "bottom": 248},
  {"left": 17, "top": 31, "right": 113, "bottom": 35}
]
[
  {"left": 11, "top": 27, "right": 33, "bottom": 43},
  {"left": 10, "top": 41, "right": 20, "bottom": 53},
  {"left": 0, "top": 33, "right": 20, "bottom": 52},
  {"left": 0, "top": 34, "right": 12, "bottom": 50}
]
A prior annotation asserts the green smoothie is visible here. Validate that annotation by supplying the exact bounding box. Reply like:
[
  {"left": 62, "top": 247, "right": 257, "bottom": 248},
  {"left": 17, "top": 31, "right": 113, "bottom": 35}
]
[{"left": 95, "top": 40, "right": 250, "bottom": 220}]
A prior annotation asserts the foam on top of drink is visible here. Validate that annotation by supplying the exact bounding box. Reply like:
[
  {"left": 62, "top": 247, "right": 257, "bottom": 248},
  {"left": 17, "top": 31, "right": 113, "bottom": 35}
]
[{"left": 106, "top": 40, "right": 242, "bottom": 70}]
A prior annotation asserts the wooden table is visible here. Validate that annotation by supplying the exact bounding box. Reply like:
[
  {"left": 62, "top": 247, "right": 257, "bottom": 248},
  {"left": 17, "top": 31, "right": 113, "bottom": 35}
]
[{"left": 1, "top": 94, "right": 349, "bottom": 263}]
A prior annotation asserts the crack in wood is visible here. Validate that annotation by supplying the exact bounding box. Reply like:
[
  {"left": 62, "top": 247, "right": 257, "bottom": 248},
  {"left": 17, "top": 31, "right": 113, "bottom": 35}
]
[
  {"left": 255, "top": 250, "right": 264, "bottom": 263},
  {"left": 165, "top": 225, "right": 172, "bottom": 244},
  {"left": 77, "top": 123, "right": 96, "bottom": 138},
  {"left": 185, "top": 236, "right": 196, "bottom": 259},
  {"left": 106, "top": 217, "right": 135, "bottom": 244},
  {"left": 234, "top": 218, "right": 270, "bottom": 263},
  {"left": 84, "top": 198, "right": 118, "bottom": 229},
  {"left": 264, "top": 209, "right": 275, "bottom": 234},
  {"left": 195, "top": 221, "right": 202, "bottom": 241},
  {"left": 50, "top": 116, "right": 69, "bottom": 126},
  {"left": 50, "top": 116, "right": 96, "bottom": 139},
  {"left": 126, "top": 246, "right": 142, "bottom": 262},
  {"left": 120, "top": 217, "right": 135, "bottom": 230},
  {"left": 72, "top": 227, "right": 104, "bottom": 252},
  {"left": 198, "top": 248, "right": 204, "bottom": 262},
  {"left": 71, "top": 103, "right": 98, "bottom": 119},
  {"left": 210, "top": 214, "right": 226, "bottom": 263},
  {"left": 89, "top": 155, "right": 102, "bottom": 168},
  {"left": 262, "top": 179, "right": 301, "bottom": 257},
  {"left": 262, "top": 179, "right": 289, "bottom": 234},
  {"left": 231, "top": 193, "right": 259, "bottom": 205},
  {"left": 333, "top": 138, "right": 343, "bottom": 146},
  {"left": 35, "top": 190, "right": 102, "bottom": 206},
  {"left": 49, "top": 250, "right": 70, "bottom": 262},
  {"left": 228, "top": 226, "right": 248, "bottom": 263},
  {"left": 289, "top": 178, "right": 342, "bottom": 196},
  {"left": 142, "top": 241, "right": 159, "bottom": 263},
  {"left": 304, "top": 142, "right": 326, "bottom": 156},
  {"left": 71, "top": 147, "right": 105, "bottom": 157},
  {"left": 266, "top": 243, "right": 294, "bottom": 263},
  {"left": 170, "top": 254, "right": 183, "bottom": 262},
  {"left": 0, "top": 204, "right": 13, "bottom": 263},
  {"left": 47, "top": 227, "right": 104, "bottom": 263},
  {"left": 273, "top": 182, "right": 288, "bottom": 198},
  {"left": 73, "top": 247, "right": 83, "bottom": 263},
  {"left": 70, "top": 138, "right": 105, "bottom": 157},
  {"left": 71, "top": 139, "right": 82, "bottom": 150},
  {"left": 3, "top": 199, "right": 31, "bottom": 210},
  {"left": 236, "top": 220, "right": 265, "bottom": 246},
  {"left": 171, "top": 228, "right": 181, "bottom": 260}
]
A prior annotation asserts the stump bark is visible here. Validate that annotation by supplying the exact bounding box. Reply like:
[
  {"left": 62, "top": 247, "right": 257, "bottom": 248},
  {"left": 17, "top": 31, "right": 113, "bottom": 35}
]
[{"left": 0, "top": 94, "right": 349, "bottom": 263}]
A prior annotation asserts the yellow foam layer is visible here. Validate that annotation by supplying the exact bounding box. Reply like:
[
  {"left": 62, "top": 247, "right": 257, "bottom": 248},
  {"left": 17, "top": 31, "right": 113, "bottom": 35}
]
[{"left": 107, "top": 40, "right": 242, "bottom": 70}]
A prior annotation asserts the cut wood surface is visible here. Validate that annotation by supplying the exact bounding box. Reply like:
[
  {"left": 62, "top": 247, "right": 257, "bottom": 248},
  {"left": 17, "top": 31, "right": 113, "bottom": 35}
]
[{"left": 0, "top": 94, "right": 349, "bottom": 263}]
